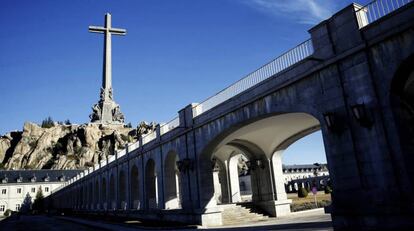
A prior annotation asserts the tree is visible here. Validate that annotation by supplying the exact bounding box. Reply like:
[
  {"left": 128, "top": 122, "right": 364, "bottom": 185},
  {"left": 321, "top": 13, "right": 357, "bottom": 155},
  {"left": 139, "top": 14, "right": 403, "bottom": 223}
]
[
  {"left": 298, "top": 187, "right": 308, "bottom": 198},
  {"left": 64, "top": 119, "right": 71, "bottom": 125},
  {"left": 32, "top": 186, "right": 45, "bottom": 213},
  {"left": 41, "top": 116, "right": 54, "bottom": 128},
  {"left": 20, "top": 193, "right": 33, "bottom": 214}
]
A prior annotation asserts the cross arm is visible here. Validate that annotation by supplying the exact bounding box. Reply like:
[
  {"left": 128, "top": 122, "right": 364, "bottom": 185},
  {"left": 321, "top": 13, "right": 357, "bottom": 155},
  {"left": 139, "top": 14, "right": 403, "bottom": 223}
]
[
  {"left": 89, "top": 26, "right": 106, "bottom": 34},
  {"left": 109, "top": 28, "right": 127, "bottom": 36}
]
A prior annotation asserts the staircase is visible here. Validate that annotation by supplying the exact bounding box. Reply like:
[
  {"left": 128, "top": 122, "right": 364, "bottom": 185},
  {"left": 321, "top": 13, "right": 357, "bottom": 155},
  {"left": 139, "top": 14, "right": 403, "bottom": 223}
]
[{"left": 219, "top": 203, "right": 269, "bottom": 226}]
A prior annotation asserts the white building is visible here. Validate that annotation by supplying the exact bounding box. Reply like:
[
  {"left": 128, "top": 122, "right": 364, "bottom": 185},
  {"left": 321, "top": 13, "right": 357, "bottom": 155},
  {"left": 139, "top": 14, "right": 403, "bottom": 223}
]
[
  {"left": 282, "top": 164, "right": 329, "bottom": 184},
  {"left": 238, "top": 163, "right": 329, "bottom": 196},
  {"left": 0, "top": 170, "right": 81, "bottom": 216}
]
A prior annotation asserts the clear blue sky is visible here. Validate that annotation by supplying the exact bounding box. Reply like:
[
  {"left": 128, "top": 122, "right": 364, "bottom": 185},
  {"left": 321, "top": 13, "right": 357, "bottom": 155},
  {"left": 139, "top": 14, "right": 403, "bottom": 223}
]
[{"left": 0, "top": 0, "right": 370, "bottom": 164}]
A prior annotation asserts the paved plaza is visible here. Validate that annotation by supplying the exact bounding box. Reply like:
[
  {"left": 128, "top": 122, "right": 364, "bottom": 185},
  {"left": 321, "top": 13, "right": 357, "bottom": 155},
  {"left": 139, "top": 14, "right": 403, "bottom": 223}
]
[{"left": 0, "top": 209, "right": 332, "bottom": 230}]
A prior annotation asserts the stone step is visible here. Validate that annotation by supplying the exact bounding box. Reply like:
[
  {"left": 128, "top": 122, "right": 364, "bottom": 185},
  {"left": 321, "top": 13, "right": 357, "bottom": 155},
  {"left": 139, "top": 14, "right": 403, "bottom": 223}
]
[{"left": 220, "top": 204, "right": 269, "bottom": 225}]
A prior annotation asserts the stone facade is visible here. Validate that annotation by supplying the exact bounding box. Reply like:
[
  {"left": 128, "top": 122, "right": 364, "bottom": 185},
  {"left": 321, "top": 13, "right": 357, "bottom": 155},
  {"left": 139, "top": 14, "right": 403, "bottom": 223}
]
[
  {"left": 50, "top": 3, "right": 414, "bottom": 230},
  {"left": 0, "top": 170, "right": 81, "bottom": 216}
]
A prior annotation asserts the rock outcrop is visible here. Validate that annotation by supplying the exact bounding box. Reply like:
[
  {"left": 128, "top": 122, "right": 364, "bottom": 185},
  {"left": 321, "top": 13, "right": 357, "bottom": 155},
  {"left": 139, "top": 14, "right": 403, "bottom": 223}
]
[{"left": 0, "top": 121, "right": 156, "bottom": 170}]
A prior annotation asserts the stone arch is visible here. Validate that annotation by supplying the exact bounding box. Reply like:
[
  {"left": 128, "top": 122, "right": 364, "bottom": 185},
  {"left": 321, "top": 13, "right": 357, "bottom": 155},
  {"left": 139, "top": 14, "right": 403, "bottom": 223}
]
[
  {"left": 88, "top": 181, "right": 93, "bottom": 209},
  {"left": 390, "top": 54, "right": 414, "bottom": 195},
  {"left": 109, "top": 173, "right": 116, "bottom": 209},
  {"left": 145, "top": 158, "right": 158, "bottom": 209},
  {"left": 119, "top": 170, "right": 127, "bottom": 209},
  {"left": 101, "top": 177, "right": 107, "bottom": 209},
  {"left": 80, "top": 185, "right": 84, "bottom": 208},
  {"left": 95, "top": 179, "right": 99, "bottom": 209},
  {"left": 130, "top": 164, "right": 140, "bottom": 209},
  {"left": 197, "top": 111, "right": 325, "bottom": 216},
  {"left": 164, "top": 151, "right": 181, "bottom": 209}
]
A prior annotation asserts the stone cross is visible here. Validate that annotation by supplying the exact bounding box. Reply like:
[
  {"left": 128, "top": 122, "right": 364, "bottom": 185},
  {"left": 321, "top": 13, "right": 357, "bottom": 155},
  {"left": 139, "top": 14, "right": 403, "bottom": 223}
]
[
  {"left": 89, "top": 13, "right": 126, "bottom": 99},
  {"left": 88, "top": 13, "right": 126, "bottom": 125}
]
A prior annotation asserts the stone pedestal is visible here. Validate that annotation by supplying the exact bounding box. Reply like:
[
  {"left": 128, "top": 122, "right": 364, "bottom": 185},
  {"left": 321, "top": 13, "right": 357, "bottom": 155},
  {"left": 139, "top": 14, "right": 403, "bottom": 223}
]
[
  {"left": 197, "top": 207, "right": 223, "bottom": 227},
  {"left": 256, "top": 199, "right": 292, "bottom": 217}
]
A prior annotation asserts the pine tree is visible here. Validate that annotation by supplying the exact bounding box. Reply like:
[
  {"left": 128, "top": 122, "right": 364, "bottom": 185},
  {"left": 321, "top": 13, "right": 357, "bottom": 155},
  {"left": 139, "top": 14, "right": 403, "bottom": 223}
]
[
  {"left": 33, "top": 186, "right": 45, "bottom": 213},
  {"left": 41, "top": 116, "right": 54, "bottom": 128}
]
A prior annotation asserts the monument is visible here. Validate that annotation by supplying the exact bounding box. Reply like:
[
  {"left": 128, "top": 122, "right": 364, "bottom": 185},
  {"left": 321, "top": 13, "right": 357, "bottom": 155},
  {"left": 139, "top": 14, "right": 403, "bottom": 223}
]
[{"left": 89, "top": 13, "right": 125, "bottom": 125}]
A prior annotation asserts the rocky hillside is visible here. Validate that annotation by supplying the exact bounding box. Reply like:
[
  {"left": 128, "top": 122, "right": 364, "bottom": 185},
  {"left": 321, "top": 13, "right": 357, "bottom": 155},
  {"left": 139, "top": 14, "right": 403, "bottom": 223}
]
[{"left": 0, "top": 122, "right": 154, "bottom": 170}]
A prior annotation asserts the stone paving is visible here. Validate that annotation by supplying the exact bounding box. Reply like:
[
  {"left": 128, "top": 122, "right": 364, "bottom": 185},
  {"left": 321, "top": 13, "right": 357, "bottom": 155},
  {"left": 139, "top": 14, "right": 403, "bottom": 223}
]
[{"left": 0, "top": 209, "right": 332, "bottom": 230}]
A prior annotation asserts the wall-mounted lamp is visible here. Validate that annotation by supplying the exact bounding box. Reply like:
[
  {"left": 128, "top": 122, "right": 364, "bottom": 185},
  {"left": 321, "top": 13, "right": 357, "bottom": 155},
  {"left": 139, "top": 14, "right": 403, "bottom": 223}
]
[
  {"left": 351, "top": 103, "right": 372, "bottom": 127},
  {"left": 323, "top": 112, "right": 336, "bottom": 131}
]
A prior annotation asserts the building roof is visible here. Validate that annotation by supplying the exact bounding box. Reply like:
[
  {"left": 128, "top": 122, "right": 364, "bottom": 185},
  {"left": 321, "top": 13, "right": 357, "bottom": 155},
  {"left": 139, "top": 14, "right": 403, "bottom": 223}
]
[
  {"left": 0, "top": 170, "right": 83, "bottom": 184},
  {"left": 282, "top": 163, "right": 328, "bottom": 171}
]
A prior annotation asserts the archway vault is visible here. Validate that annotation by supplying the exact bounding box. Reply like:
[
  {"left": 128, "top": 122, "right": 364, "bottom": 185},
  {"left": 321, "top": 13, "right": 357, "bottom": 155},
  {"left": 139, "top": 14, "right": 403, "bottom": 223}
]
[
  {"left": 211, "top": 112, "right": 320, "bottom": 159},
  {"left": 199, "top": 112, "right": 323, "bottom": 216}
]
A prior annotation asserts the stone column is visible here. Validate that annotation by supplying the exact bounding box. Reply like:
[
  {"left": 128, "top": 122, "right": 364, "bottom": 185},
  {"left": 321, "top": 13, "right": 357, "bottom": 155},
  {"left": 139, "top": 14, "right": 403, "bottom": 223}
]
[
  {"left": 228, "top": 155, "right": 242, "bottom": 203},
  {"left": 180, "top": 103, "right": 223, "bottom": 226}
]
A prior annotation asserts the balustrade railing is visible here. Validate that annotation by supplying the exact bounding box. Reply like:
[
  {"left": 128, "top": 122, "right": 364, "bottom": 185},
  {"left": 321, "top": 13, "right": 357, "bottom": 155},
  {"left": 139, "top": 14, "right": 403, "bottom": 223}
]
[
  {"left": 128, "top": 141, "right": 140, "bottom": 151},
  {"left": 356, "top": 0, "right": 412, "bottom": 28},
  {"left": 192, "top": 39, "right": 314, "bottom": 117},
  {"left": 160, "top": 116, "right": 180, "bottom": 135},
  {"left": 142, "top": 131, "right": 157, "bottom": 145},
  {"left": 117, "top": 149, "right": 126, "bottom": 157}
]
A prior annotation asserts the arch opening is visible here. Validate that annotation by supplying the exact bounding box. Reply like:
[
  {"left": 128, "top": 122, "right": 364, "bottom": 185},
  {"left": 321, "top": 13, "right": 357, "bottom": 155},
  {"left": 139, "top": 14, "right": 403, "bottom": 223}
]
[
  {"left": 101, "top": 177, "right": 107, "bottom": 210},
  {"left": 199, "top": 112, "right": 328, "bottom": 217},
  {"left": 109, "top": 173, "right": 116, "bottom": 210},
  {"left": 95, "top": 180, "right": 99, "bottom": 209},
  {"left": 88, "top": 182, "right": 93, "bottom": 209},
  {"left": 391, "top": 55, "right": 414, "bottom": 190},
  {"left": 145, "top": 159, "right": 158, "bottom": 209},
  {"left": 130, "top": 164, "right": 140, "bottom": 210},
  {"left": 119, "top": 170, "right": 127, "bottom": 210},
  {"left": 164, "top": 151, "right": 182, "bottom": 209}
]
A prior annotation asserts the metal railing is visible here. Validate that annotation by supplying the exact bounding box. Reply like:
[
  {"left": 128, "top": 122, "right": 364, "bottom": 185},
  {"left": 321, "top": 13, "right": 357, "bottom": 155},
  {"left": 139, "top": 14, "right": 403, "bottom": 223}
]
[
  {"left": 356, "top": 0, "right": 412, "bottom": 28},
  {"left": 192, "top": 39, "right": 314, "bottom": 117}
]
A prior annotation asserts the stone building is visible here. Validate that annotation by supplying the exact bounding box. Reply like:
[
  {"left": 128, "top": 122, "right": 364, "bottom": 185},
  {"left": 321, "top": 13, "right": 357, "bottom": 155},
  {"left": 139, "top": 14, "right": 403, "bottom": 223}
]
[
  {"left": 282, "top": 164, "right": 329, "bottom": 183},
  {"left": 238, "top": 164, "right": 330, "bottom": 197},
  {"left": 282, "top": 164, "right": 330, "bottom": 193},
  {"left": 49, "top": 3, "right": 414, "bottom": 230},
  {"left": 0, "top": 170, "right": 81, "bottom": 216}
]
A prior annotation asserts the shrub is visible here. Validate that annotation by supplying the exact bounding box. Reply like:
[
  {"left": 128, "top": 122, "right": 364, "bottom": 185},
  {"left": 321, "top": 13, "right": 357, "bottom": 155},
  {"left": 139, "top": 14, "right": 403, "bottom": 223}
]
[
  {"left": 298, "top": 187, "right": 308, "bottom": 198},
  {"left": 324, "top": 185, "right": 332, "bottom": 194},
  {"left": 4, "top": 209, "right": 12, "bottom": 217},
  {"left": 291, "top": 200, "right": 331, "bottom": 212}
]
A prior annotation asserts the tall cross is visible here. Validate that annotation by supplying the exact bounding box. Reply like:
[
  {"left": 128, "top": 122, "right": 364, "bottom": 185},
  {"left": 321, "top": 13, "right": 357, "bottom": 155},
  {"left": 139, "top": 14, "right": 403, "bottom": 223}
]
[{"left": 89, "top": 13, "right": 126, "bottom": 98}]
